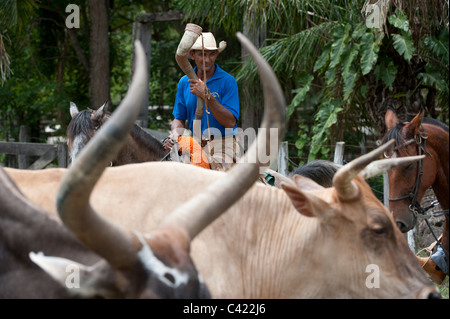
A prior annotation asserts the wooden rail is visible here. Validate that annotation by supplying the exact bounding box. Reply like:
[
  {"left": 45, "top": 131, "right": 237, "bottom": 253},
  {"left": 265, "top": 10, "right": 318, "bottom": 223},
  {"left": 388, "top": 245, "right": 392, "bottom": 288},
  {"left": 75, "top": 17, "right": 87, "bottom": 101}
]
[{"left": 0, "top": 141, "right": 68, "bottom": 169}]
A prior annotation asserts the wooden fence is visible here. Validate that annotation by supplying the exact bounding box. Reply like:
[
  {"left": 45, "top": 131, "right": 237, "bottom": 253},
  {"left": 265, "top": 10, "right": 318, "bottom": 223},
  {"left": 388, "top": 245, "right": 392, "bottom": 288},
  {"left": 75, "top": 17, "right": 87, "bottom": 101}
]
[{"left": 0, "top": 141, "right": 68, "bottom": 169}]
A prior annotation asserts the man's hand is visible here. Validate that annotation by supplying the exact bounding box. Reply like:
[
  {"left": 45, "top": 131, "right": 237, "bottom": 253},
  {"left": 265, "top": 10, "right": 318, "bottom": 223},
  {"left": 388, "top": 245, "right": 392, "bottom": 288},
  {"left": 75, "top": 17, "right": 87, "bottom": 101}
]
[
  {"left": 164, "top": 120, "right": 186, "bottom": 150},
  {"left": 188, "top": 79, "right": 209, "bottom": 100},
  {"left": 162, "top": 136, "right": 176, "bottom": 150}
]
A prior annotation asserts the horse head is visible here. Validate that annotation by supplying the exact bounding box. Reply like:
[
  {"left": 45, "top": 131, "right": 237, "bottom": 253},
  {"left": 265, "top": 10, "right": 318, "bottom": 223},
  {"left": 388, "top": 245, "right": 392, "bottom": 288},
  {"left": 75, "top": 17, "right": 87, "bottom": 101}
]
[
  {"left": 383, "top": 109, "right": 447, "bottom": 233},
  {"left": 67, "top": 101, "right": 110, "bottom": 163},
  {"left": 67, "top": 101, "right": 170, "bottom": 166}
]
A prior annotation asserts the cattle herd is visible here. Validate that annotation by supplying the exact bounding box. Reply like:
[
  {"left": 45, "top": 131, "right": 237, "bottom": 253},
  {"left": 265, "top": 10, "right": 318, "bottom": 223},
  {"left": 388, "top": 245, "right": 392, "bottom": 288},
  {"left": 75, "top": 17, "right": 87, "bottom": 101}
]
[{"left": 0, "top": 32, "right": 443, "bottom": 299}]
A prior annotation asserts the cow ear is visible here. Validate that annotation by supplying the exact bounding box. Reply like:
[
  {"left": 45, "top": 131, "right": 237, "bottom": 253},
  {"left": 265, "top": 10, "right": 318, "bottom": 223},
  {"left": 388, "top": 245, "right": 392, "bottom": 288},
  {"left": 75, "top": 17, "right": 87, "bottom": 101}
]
[
  {"left": 70, "top": 102, "right": 79, "bottom": 118},
  {"left": 385, "top": 109, "right": 398, "bottom": 131},
  {"left": 403, "top": 109, "right": 424, "bottom": 137},
  {"left": 280, "top": 181, "right": 333, "bottom": 219},
  {"left": 29, "top": 252, "right": 118, "bottom": 298}
]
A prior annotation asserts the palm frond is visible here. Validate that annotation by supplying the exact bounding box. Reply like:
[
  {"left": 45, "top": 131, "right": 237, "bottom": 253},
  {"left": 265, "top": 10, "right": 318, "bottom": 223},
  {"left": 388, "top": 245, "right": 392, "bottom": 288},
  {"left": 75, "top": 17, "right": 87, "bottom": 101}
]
[
  {"left": 0, "top": 0, "right": 38, "bottom": 31},
  {"left": 237, "top": 21, "right": 336, "bottom": 85}
]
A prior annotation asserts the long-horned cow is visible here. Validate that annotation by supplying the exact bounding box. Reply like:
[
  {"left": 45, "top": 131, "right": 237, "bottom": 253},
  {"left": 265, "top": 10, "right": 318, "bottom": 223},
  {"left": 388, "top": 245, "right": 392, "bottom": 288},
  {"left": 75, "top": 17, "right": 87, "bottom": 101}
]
[
  {"left": 5, "top": 41, "right": 440, "bottom": 298},
  {"left": 6, "top": 147, "right": 440, "bottom": 298},
  {"left": 0, "top": 33, "right": 284, "bottom": 298}
]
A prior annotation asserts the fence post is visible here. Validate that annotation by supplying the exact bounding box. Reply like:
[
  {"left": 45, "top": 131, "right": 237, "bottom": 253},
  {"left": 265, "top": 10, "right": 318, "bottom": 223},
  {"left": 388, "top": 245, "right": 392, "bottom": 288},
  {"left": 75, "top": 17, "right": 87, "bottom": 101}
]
[
  {"left": 277, "top": 141, "right": 289, "bottom": 175},
  {"left": 383, "top": 172, "right": 389, "bottom": 208},
  {"left": 18, "top": 125, "right": 29, "bottom": 169},
  {"left": 57, "top": 143, "right": 68, "bottom": 168},
  {"left": 334, "top": 141, "right": 345, "bottom": 165}
]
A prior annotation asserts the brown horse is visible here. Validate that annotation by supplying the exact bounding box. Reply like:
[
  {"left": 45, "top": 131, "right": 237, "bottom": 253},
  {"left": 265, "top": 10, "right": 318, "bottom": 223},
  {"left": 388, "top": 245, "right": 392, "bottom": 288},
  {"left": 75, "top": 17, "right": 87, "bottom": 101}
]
[
  {"left": 67, "top": 101, "right": 170, "bottom": 166},
  {"left": 383, "top": 108, "right": 449, "bottom": 280}
]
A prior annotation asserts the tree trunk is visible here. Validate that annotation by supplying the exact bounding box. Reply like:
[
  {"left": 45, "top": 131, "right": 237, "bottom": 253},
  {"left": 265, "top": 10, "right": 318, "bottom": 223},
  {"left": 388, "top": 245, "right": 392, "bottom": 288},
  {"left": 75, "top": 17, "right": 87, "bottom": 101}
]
[{"left": 88, "top": 0, "right": 110, "bottom": 108}]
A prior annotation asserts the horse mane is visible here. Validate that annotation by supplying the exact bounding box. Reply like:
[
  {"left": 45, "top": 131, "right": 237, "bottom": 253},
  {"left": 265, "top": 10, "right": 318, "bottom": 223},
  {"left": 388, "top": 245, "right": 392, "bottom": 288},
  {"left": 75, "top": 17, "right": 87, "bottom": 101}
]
[
  {"left": 382, "top": 122, "right": 405, "bottom": 145},
  {"left": 67, "top": 110, "right": 96, "bottom": 149},
  {"left": 128, "top": 124, "right": 167, "bottom": 158},
  {"left": 382, "top": 114, "right": 449, "bottom": 146},
  {"left": 421, "top": 117, "right": 449, "bottom": 132}
]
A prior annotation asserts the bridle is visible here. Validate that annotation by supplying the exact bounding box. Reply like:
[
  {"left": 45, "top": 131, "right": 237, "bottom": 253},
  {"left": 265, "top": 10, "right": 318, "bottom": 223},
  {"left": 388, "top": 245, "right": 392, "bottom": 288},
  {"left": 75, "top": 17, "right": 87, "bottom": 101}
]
[
  {"left": 386, "top": 128, "right": 430, "bottom": 218},
  {"left": 386, "top": 125, "right": 449, "bottom": 258}
]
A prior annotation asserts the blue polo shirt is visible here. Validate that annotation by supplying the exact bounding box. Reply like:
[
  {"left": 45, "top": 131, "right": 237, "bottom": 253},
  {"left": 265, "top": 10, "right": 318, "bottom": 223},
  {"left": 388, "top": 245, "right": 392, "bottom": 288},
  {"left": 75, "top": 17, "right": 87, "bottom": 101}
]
[{"left": 173, "top": 64, "right": 239, "bottom": 137}]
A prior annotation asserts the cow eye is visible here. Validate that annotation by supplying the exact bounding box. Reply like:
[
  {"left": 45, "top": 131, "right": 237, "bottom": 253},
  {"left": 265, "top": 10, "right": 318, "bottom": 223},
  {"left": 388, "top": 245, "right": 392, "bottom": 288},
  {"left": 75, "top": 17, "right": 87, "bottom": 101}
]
[{"left": 371, "top": 226, "right": 388, "bottom": 237}]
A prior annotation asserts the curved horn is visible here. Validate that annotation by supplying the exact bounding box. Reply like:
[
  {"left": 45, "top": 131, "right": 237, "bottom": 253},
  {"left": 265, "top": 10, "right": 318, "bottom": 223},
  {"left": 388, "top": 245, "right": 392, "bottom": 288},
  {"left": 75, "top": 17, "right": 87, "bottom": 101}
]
[
  {"left": 175, "top": 23, "right": 202, "bottom": 80},
  {"left": 360, "top": 155, "right": 425, "bottom": 180},
  {"left": 56, "top": 41, "right": 148, "bottom": 269},
  {"left": 162, "top": 32, "right": 286, "bottom": 240},
  {"left": 175, "top": 23, "right": 204, "bottom": 140},
  {"left": 333, "top": 139, "right": 395, "bottom": 200}
]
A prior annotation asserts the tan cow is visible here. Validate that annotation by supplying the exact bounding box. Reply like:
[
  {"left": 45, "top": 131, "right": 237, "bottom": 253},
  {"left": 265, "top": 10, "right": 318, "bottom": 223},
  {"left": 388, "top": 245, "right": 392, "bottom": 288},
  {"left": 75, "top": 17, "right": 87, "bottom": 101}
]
[
  {"left": 6, "top": 144, "right": 440, "bottom": 298},
  {"left": 4, "top": 34, "right": 439, "bottom": 300}
]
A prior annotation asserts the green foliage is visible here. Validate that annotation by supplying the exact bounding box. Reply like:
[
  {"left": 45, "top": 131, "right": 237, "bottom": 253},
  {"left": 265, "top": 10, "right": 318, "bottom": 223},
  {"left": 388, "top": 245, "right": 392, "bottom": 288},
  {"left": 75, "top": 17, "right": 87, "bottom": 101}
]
[
  {"left": 0, "top": 0, "right": 38, "bottom": 31},
  {"left": 418, "top": 67, "right": 448, "bottom": 92},
  {"left": 314, "top": 43, "right": 331, "bottom": 73},
  {"left": 374, "top": 58, "right": 398, "bottom": 90},
  {"left": 424, "top": 29, "right": 449, "bottom": 65},
  {"left": 284, "top": 5, "right": 447, "bottom": 161},
  {"left": 360, "top": 31, "right": 381, "bottom": 74},
  {"left": 234, "top": 1, "right": 447, "bottom": 162},
  {"left": 392, "top": 33, "right": 414, "bottom": 61},
  {"left": 420, "top": 28, "right": 449, "bottom": 115},
  {"left": 330, "top": 24, "right": 351, "bottom": 69},
  {"left": 312, "top": 21, "right": 375, "bottom": 94},
  {"left": 295, "top": 21, "right": 378, "bottom": 160},
  {"left": 0, "top": 0, "right": 38, "bottom": 85},
  {"left": 387, "top": 9, "right": 409, "bottom": 32},
  {"left": 366, "top": 175, "right": 384, "bottom": 203},
  {"left": 295, "top": 124, "right": 310, "bottom": 165},
  {"left": 288, "top": 72, "right": 313, "bottom": 120},
  {"left": 308, "top": 99, "right": 343, "bottom": 161},
  {"left": 389, "top": 10, "right": 414, "bottom": 61}
]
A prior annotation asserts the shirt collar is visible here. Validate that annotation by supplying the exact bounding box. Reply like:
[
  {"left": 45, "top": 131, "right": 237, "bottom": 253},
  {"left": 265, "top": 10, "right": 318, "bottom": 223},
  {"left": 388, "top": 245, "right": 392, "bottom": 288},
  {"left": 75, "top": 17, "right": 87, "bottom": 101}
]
[{"left": 193, "top": 64, "right": 224, "bottom": 83}]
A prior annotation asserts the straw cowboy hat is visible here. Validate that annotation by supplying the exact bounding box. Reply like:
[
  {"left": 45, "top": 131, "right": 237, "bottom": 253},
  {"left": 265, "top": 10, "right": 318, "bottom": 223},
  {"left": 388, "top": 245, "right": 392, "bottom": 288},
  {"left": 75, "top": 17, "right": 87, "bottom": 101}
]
[{"left": 190, "top": 32, "right": 227, "bottom": 53}]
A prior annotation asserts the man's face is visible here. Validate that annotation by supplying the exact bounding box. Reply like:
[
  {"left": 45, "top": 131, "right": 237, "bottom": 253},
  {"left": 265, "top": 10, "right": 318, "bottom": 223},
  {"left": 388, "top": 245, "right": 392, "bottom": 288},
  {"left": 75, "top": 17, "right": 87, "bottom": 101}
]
[{"left": 190, "top": 50, "right": 218, "bottom": 73}]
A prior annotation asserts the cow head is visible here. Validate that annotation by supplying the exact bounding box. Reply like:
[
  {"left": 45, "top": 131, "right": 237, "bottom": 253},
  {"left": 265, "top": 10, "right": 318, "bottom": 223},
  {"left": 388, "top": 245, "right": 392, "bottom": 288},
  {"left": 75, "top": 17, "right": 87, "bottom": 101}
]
[
  {"left": 30, "top": 226, "right": 209, "bottom": 298},
  {"left": 281, "top": 141, "right": 440, "bottom": 298}
]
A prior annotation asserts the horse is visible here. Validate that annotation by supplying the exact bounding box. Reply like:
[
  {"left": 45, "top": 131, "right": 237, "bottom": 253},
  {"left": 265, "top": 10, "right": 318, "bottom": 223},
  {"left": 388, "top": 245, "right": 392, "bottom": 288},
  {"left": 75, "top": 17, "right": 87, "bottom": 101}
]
[
  {"left": 67, "top": 101, "right": 171, "bottom": 166},
  {"left": 382, "top": 108, "right": 449, "bottom": 282},
  {"left": 67, "top": 101, "right": 210, "bottom": 169}
]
